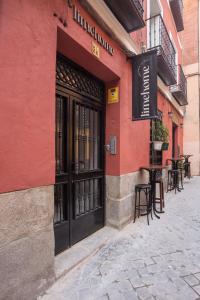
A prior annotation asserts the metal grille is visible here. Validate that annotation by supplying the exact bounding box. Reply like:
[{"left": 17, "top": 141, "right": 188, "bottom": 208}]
[
  {"left": 56, "top": 55, "right": 104, "bottom": 101},
  {"left": 54, "top": 184, "right": 68, "bottom": 224},
  {"left": 178, "top": 65, "right": 187, "bottom": 96},
  {"left": 74, "top": 102, "right": 100, "bottom": 173},
  {"left": 170, "top": 65, "right": 187, "bottom": 96},
  {"left": 56, "top": 95, "right": 67, "bottom": 175},
  {"left": 74, "top": 178, "right": 102, "bottom": 218},
  {"left": 147, "top": 14, "right": 176, "bottom": 80},
  {"left": 134, "top": 0, "right": 144, "bottom": 17}
]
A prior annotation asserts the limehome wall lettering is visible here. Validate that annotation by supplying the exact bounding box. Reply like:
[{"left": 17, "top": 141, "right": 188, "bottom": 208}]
[{"left": 72, "top": 5, "right": 114, "bottom": 56}]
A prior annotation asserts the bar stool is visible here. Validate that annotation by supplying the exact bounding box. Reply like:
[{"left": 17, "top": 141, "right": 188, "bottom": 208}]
[
  {"left": 178, "top": 161, "right": 184, "bottom": 190},
  {"left": 167, "top": 169, "right": 180, "bottom": 193},
  {"left": 178, "top": 167, "right": 184, "bottom": 190},
  {"left": 155, "top": 178, "right": 165, "bottom": 211},
  {"left": 184, "top": 162, "right": 191, "bottom": 179},
  {"left": 134, "top": 184, "right": 151, "bottom": 225}
]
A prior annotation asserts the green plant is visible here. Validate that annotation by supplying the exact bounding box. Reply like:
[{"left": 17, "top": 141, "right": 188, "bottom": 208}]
[{"left": 152, "top": 120, "right": 169, "bottom": 142}]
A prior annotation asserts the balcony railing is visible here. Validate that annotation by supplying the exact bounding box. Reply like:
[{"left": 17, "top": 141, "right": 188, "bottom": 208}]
[
  {"left": 147, "top": 14, "right": 177, "bottom": 86},
  {"left": 170, "top": 0, "right": 184, "bottom": 32},
  {"left": 104, "top": 0, "right": 145, "bottom": 32},
  {"left": 134, "top": 0, "right": 144, "bottom": 17},
  {"left": 170, "top": 65, "right": 188, "bottom": 106}
]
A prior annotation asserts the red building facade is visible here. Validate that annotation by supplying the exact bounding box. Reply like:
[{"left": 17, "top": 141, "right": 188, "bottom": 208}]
[{"left": 0, "top": 0, "right": 186, "bottom": 299}]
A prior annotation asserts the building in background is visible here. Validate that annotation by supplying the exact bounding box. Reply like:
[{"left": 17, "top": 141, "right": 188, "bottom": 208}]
[
  {"left": 183, "top": 0, "right": 200, "bottom": 175},
  {"left": 0, "top": 0, "right": 187, "bottom": 299}
]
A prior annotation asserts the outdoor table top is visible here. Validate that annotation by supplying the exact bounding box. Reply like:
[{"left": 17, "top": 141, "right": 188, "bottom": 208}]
[
  {"left": 167, "top": 158, "right": 184, "bottom": 166},
  {"left": 140, "top": 165, "right": 168, "bottom": 171},
  {"left": 180, "top": 154, "right": 193, "bottom": 158},
  {"left": 167, "top": 158, "right": 184, "bottom": 172},
  {"left": 167, "top": 158, "right": 184, "bottom": 162}
]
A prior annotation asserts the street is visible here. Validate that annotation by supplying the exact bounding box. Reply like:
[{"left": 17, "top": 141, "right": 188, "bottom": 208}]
[{"left": 40, "top": 177, "right": 200, "bottom": 300}]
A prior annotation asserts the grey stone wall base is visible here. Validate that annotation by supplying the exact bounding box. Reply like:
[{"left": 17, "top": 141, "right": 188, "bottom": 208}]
[
  {"left": 106, "top": 171, "right": 149, "bottom": 229},
  {"left": 0, "top": 186, "right": 55, "bottom": 300},
  {"left": 106, "top": 194, "right": 133, "bottom": 229}
]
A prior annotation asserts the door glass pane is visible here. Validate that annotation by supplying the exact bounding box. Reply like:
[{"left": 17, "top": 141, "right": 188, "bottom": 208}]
[
  {"left": 74, "top": 178, "right": 102, "bottom": 218},
  {"left": 74, "top": 103, "right": 101, "bottom": 173},
  {"left": 79, "top": 181, "right": 85, "bottom": 214},
  {"left": 94, "top": 111, "right": 100, "bottom": 169},
  {"left": 74, "top": 104, "right": 79, "bottom": 174},
  {"left": 54, "top": 184, "right": 67, "bottom": 224},
  {"left": 85, "top": 107, "right": 90, "bottom": 171},
  {"left": 89, "top": 109, "right": 94, "bottom": 170},
  {"left": 56, "top": 95, "right": 67, "bottom": 175}
]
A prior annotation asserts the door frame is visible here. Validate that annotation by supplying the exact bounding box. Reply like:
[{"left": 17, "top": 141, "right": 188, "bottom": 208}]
[{"left": 54, "top": 54, "right": 106, "bottom": 255}]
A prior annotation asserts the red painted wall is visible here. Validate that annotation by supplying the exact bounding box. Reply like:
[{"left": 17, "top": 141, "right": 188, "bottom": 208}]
[
  {"left": 0, "top": 0, "right": 57, "bottom": 193},
  {"left": 0, "top": 0, "right": 184, "bottom": 193}
]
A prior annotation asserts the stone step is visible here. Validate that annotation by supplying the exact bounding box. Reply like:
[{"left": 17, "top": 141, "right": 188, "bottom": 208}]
[{"left": 55, "top": 226, "right": 118, "bottom": 280}]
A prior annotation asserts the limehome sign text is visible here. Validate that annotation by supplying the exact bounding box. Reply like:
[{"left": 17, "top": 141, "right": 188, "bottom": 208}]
[
  {"left": 140, "top": 65, "right": 150, "bottom": 118},
  {"left": 71, "top": 5, "right": 114, "bottom": 56}
]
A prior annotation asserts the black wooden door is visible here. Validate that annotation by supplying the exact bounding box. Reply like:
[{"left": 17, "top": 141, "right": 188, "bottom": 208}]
[
  {"left": 54, "top": 93, "right": 70, "bottom": 253},
  {"left": 54, "top": 55, "right": 105, "bottom": 255}
]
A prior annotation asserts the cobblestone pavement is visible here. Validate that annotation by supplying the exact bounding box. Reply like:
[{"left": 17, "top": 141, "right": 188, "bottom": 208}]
[{"left": 41, "top": 177, "right": 200, "bottom": 300}]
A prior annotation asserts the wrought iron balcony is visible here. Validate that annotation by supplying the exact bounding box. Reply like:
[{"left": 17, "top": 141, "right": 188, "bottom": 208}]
[
  {"left": 170, "top": 65, "right": 188, "bottom": 106},
  {"left": 104, "top": 0, "right": 145, "bottom": 32},
  {"left": 147, "top": 14, "right": 177, "bottom": 86},
  {"left": 170, "top": 0, "right": 184, "bottom": 32}
]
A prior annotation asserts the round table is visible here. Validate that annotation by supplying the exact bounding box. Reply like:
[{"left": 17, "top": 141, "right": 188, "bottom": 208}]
[
  {"left": 180, "top": 155, "right": 193, "bottom": 178},
  {"left": 167, "top": 158, "right": 184, "bottom": 192},
  {"left": 140, "top": 165, "right": 167, "bottom": 219}
]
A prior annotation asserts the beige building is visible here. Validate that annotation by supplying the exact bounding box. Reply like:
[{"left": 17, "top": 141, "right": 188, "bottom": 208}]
[{"left": 183, "top": 0, "right": 200, "bottom": 175}]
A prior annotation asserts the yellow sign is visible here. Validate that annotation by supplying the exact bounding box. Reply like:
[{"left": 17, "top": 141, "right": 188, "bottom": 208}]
[
  {"left": 91, "top": 42, "right": 100, "bottom": 58},
  {"left": 108, "top": 87, "right": 119, "bottom": 104}
]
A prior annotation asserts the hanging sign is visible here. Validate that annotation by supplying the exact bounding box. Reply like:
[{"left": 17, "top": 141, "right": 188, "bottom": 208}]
[{"left": 132, "top": 50, "right": 157, "bottom": 120}]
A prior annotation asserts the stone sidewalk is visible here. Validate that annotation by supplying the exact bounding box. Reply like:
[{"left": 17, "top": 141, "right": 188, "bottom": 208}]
[{"left": 40, "top": 176, "right": 200, "bottom": 300}]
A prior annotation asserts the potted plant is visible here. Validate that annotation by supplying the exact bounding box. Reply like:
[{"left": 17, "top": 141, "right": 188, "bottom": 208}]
[
  {"left": 161, "top": 126, "right": 169, "bottom": 151},
  {"left": 152, "top": 121, "right": 169, "bottom": 151}
]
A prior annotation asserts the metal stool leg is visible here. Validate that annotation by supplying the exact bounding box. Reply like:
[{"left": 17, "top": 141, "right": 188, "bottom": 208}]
[
  {"left": 180, "top": 169, "right": 184, "bottom": 190},
  {"left": 161, "top": 181, "right": 165, "bottom": 208},
  {"left": 155, "top": 181, "right": 164, "bottom": 212},
  {"left": 148, "top": 189, "right": 153, "bottom": 220},
  {"left": 171, "top": 172, "right": 174, "bottom": 191},
  {"left": 167, "top": 172, "right": 169, "bottom": 192},
  {"left": 145, "top": 188, "right": 150, "bottom": 226},
  {"left": 133, "top": 188, "right": 137, "bottom": 223},
  {"left": 160, "top": 182, "right": 163, "bottom": 212},
  {"left": 174, "top": 172, "right": 177, "bottom": 194},
  {"left": 138, "top": 190, "right": 141, "bottom": 218},
  {"left": 167, "top": 171, "right": 171, "bottom": 192},
  {"left": 188, "top": 164, "right": 191, "bottom": 179}
]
